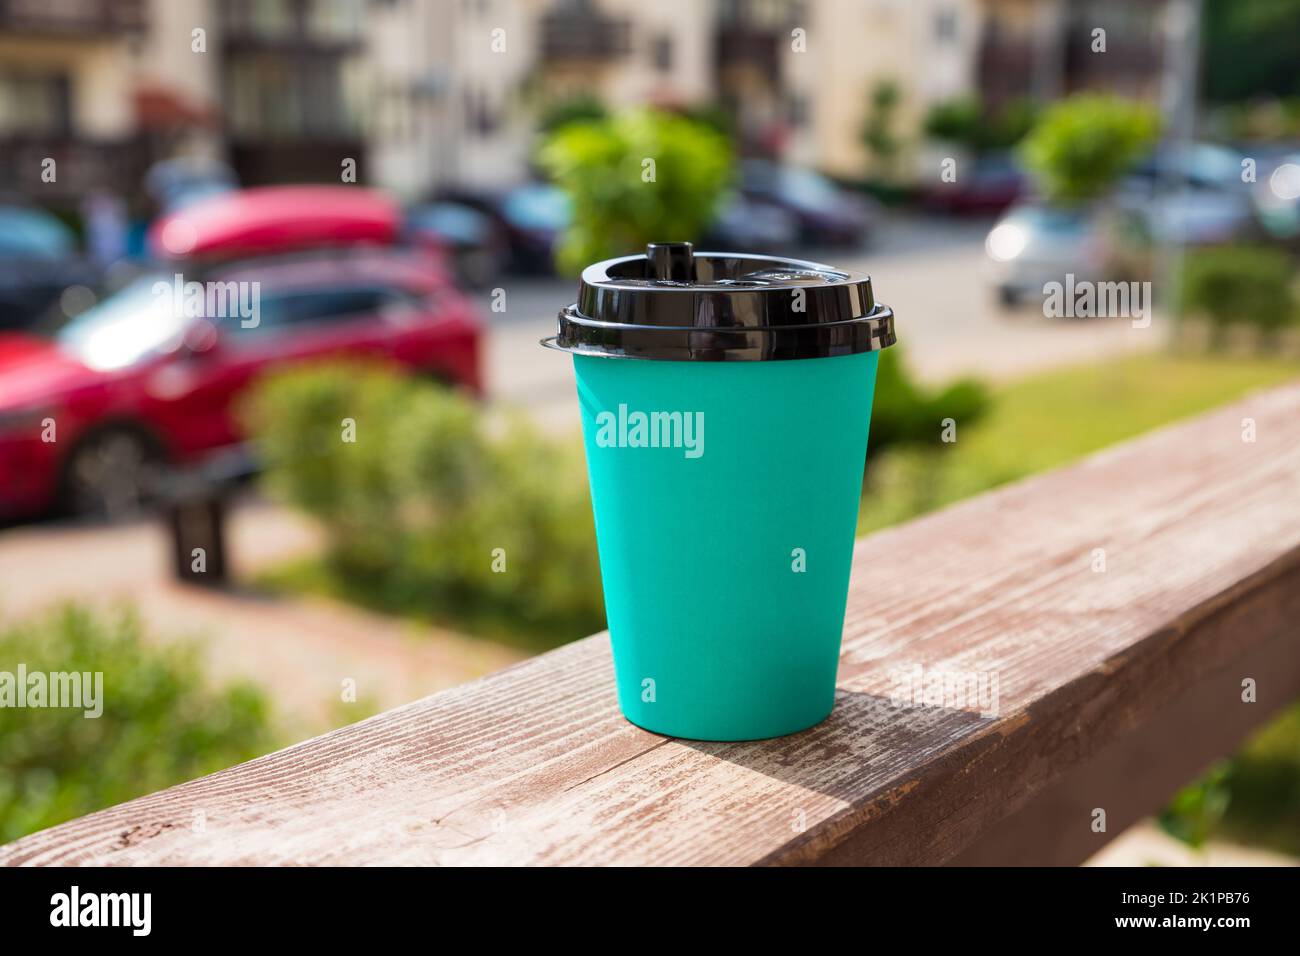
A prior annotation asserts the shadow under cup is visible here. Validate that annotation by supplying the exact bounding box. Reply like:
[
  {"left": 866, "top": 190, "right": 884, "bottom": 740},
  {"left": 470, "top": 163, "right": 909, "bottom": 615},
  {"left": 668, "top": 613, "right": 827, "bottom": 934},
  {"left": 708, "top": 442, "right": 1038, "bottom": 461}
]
[
  {"left": 576, "top": 351, "right": 879, "bottom": 740},
  {"left": 545, "top": 241, "right": 896, "bottom": 741}
]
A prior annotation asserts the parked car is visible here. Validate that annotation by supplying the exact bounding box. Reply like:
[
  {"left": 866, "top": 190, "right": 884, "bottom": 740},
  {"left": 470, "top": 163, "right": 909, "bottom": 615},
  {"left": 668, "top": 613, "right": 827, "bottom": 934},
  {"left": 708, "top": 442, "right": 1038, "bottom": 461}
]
[
  {"left": 148, "top": 184, "right": 407, "bottom": 261},
  {"left": 984, "top": 203, "right": 1113, "bottom": 308},
  {"left": 404, "top": 201, "right": 506, "bottom": 287},
  {"left": 434, "top": 183, "right": 570, "bottom": 274},
  {"left": 0, "top": 188, "right": 482, "bottom": 520},
  {"left": 987, "top": 142, "right": 1262, "bottom": 309},
  {"left": 738, "top": 160, "right": 875, "bottom": 246},
  {"left": 0, "top": 203, "right": 100, "bottom": 331},
  {"left": 921, "top": 152, "right": 1026, "bottom": 216},
  {"left": 1115, "top": 142, "right": 1258, "bottom": 247},
  {"left": 1251, "top": 152, "right": 1300, "bottom": 244},
  {"left": 144, "top": 157, "right": 239, "bottom": 213},
  {"left": 702, "top": 193, "right": 799, "bottom": 251}
]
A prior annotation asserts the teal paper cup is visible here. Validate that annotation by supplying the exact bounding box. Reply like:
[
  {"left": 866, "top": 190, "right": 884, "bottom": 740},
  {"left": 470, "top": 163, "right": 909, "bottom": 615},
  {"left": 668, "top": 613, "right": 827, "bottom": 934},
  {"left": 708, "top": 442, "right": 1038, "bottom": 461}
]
[{"left": 544, "top": 242, "right": 896, "bottom": 741}]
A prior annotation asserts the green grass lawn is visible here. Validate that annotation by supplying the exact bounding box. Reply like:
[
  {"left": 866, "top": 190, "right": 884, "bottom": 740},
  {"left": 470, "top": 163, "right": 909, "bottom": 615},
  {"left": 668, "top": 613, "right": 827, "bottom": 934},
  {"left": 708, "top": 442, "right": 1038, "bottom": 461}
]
[{"left": 858, "top": 353, "right": 1300, "bottom": 535}]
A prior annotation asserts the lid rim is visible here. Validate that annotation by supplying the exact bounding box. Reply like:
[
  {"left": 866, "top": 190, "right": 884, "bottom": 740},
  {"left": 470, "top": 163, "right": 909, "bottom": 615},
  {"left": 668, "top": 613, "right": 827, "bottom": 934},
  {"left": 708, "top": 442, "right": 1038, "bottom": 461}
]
[
  {"left": 551, "top": 304, "right": 897, "bottom": 362},
  {"left": 548, "top": 244, "right": 898, "bottom": 361}
]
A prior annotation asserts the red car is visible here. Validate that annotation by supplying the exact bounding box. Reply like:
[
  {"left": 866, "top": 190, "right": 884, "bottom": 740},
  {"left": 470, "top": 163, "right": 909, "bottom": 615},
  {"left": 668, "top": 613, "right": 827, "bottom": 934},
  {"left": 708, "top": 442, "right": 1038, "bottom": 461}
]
[{"left": 0, "top": 187, "right": 482, "bottom": 520}]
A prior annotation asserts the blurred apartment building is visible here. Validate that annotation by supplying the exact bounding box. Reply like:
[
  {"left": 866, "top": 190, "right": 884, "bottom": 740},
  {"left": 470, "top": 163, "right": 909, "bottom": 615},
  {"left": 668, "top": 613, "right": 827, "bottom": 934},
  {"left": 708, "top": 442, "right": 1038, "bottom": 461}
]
[{"left": 0, "top": 0, "right": 1171, "bottom": 209}]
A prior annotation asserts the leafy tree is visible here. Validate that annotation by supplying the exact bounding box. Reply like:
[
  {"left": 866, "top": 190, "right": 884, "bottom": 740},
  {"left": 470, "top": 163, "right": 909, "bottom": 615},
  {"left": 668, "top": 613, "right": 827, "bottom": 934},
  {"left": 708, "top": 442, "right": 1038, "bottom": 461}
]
[
  {"left": 674, "top": 102, "right": 736, "bottom": 139},
  {"left": 537, "top": 94, "right": 609, "bottom": 136},
  {"left": 861, "top": 79, "right": 903, "bottom": 177},
  {"left": 1018, "top": 95, "right": 1159, "bottom": 205},
  {"left": 538, "top": 109, "right": 733, "bottom": 275},
  {"left": 923, "top": 94, "right": 1040, "bottom": 154},
  {"left": 991, "top": 98, "right": 1039, "bottom": 152},
  {"left": 923, "top": 96, "right": 984, "bottom": 147},
  {"left": 1203, "top": 0, "right": 1300, "bottom": 102}
]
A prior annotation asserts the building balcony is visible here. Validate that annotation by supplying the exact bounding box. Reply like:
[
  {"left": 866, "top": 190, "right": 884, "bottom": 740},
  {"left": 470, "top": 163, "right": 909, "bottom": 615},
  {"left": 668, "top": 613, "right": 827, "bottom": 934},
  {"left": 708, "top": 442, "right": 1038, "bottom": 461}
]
[
  {"left": 714, "top": 28, "right": 782, "bottom": 74},
  {"left": 0, "top": 0, "right": 145, "bottom": 37},
  {"left": 1063, "top": 29, "right": 1162, "bottom": 80},
  {"left": 975, "top": 35, "right": 1037, "bottom": 106},
  {"left": 538, "top": 3, "right": 631, "bottom": 63},
  {"left": 0, "top": 133, "right": 148, "bottom": 200}
]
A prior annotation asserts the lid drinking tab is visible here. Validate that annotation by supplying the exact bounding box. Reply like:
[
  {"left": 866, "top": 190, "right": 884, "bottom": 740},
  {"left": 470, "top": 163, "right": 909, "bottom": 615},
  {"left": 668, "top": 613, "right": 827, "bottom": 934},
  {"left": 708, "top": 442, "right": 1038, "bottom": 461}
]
[
  {"left": 543, "top": 242, "right": 897, "bottom": 362},
  {"left": 646, "top": 242, "right": 696, "bottom": 281}
]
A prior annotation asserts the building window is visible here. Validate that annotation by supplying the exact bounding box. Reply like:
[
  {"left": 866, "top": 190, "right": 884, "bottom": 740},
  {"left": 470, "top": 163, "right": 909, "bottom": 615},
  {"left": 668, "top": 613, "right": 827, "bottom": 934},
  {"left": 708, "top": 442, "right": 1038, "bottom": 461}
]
[
  {"left": 224, "top": 0, "right": 294, "bottom": 38},
  {"left": 227, "top": 53, "right": 363, "bottom": 139},
  {"left": 0, "top": 73, "right": 71, "bottom": 136},
  {"left": 652, "top": 35, "right": 673, "bottom": 72},
  {"left": 787, "top": 92, "right": 808, "bottom": 128},
  {"left": 463, "top": 88, "right": 499, "bottom": 137},
  {"left": 306, "top": 0, "right": 365, "bottom": 42},
  {"left": 934, "top": 8, "right": 958, "bottom": 43}
]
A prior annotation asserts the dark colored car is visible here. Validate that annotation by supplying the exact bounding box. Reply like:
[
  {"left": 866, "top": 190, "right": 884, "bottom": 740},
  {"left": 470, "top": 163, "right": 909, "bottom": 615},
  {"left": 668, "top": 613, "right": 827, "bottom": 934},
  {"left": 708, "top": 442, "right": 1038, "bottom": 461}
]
[
  {"left": 738, "top": 160, "right": 875, "bottom": 247},
  {"left": 921, "top": 153, "right": 1026, "bottom": 216},
  {"left": 405, "top": 201, "right": 507, "bottom": 287},
  {"left": 0, "top": 204, "right": 100, "bottom": 331},
  {"left": 434, "top": 183, "right": 571, "bottom": 274},
  {"left": 0, "top": 187, "right": 482, "bottom": 521},
  {"left": 144, "top": 156, "right": 239, "bottom": 212},
  {"left": 701, "top": 194, "right": 799, "bottom": 252}
]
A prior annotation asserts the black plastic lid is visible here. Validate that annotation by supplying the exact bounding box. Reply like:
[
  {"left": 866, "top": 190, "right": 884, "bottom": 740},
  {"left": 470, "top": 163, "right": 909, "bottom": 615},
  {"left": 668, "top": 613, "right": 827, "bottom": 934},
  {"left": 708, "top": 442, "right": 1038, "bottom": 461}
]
[{"left": 541, "top": 241, "right": 896, "bottom": 361}]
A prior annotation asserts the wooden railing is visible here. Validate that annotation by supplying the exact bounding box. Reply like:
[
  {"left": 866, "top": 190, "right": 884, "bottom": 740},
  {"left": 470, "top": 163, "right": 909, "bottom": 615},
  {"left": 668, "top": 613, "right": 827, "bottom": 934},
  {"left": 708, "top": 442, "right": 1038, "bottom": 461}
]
[{"left": 3, "top": 381, "right": 1298, "bottom": 866}]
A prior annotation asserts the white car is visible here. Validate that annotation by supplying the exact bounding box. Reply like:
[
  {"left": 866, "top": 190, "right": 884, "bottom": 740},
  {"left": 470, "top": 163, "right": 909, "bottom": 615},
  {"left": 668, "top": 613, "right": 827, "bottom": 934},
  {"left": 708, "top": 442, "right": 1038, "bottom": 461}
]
[{"left": 985, "top": 203, "right": 1111, "bottom": 308}]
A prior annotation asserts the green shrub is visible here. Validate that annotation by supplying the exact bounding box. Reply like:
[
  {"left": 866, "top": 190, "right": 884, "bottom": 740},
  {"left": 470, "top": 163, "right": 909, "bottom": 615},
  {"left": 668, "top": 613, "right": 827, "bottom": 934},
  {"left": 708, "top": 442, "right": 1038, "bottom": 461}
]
[
  {"left": 924, "top": 95, "right": 1037, "bottom": 154},
  {"left": 1019, "top": 94, "right": 1159, "bottom": 204},
  {"left": 860, "top": 79, "right": 903, "bottom": 178},
  {"left": 246, "top": 363, "right": 605, "bottom": 647},
  {"left": 1179, "top": 244, "right": 1297, "bottom": 333},
  {"left": 1159, "top": 762, "right": 1232, "bottom": 849},
  {"left": 1160, "top": 698, "right": 1300, "bottom": 855},
  {"left": 536, "top": 94, "right": 608, "bottom": 136},
  {"left": 924, "top": 96, "right": 984, "bottom": 146},
  {"left": 245, "top": 358, "right": 987, "bottom": 645},
  {"left": 1215, "top": 699, "right": 1300, "bottom": 855},
  {"left": 0, "top": 606, "right": 274, "bottom": 842},
  {"left": 869, "top": 348, "right": 992, "bottom": 458},
  {"left": 537, "top": 108, "right": 734, "bottom": 275}
]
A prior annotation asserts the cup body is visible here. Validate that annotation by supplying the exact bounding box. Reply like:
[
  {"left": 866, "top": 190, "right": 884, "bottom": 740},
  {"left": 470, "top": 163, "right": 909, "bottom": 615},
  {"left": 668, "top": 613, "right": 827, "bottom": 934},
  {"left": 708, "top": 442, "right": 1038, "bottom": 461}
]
[{"left": 575, "top": 350, "right": 878, "bottom": 740}]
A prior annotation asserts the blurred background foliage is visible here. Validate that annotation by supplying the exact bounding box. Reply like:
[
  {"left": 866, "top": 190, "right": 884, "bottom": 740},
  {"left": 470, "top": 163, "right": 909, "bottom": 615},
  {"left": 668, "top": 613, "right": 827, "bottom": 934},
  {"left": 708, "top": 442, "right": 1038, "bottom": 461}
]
[
  {"left": 244, "top": 363, "right": 604, "bottom": 650},
  {"left": 0, "top": 606, "right": 274, "bottom": 842},
  {"left": 1019, "top": 95, "right": 1161, "bottom": 205},
  {"left": 1179, "top": 245, "right": 1298, "bottom": 335},
  {"left": 923, "top": 95, "right": 1039, "bottom": 157},
  {"left": 2, "top": 0, "right": 1298, "bottom": 861},
  {"left": 868, "top": 349, "right": 991, "bottom": 459},
  {"left": 1203, "top": 0, "right": 1300, "bottom": 102},
  {"left": 860, "top": 80, "right": 904, "bottom": 180},
  {"left": 537, "top": 109, "right": 734, "bottom": 274}
]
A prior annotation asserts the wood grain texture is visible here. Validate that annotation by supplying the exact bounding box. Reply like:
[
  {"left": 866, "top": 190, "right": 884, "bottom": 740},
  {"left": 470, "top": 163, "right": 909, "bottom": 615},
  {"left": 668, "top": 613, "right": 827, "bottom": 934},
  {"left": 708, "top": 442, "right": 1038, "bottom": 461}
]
[{"left": 4, "top": 380, "right": 1299, "bottom": 866}]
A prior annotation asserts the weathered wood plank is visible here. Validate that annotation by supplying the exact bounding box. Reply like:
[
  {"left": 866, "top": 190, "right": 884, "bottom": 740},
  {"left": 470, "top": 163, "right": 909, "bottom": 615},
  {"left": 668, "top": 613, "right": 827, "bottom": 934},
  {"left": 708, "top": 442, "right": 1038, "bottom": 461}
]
[{"left": 4, "top": 379, "right": 1298, "bottom": 866}]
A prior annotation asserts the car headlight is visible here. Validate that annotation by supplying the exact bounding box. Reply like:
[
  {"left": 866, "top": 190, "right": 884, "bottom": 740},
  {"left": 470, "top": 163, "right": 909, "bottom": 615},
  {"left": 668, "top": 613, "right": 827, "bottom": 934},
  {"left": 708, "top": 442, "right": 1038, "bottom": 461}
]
[
  {"left": 1269, "top": 163, "right": 1300, "bottom": 202},
  {"left": 986, "top": 223, "right": 1028, "bottom": 262}
]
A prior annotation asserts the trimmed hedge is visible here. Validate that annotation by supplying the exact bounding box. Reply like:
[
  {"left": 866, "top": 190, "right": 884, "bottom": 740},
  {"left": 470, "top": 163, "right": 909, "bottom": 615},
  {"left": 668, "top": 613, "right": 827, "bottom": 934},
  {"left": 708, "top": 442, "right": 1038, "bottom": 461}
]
[{"left": 245, "top": 363, "right": 605, "bottom": 647}]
